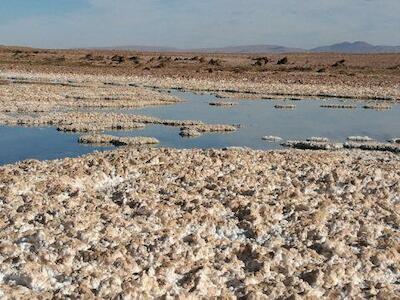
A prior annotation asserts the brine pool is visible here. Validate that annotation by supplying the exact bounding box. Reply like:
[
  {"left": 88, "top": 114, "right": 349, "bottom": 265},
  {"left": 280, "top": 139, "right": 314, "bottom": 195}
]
[{"left": 1, "top": 90, "right": 399, "bottom": 165}]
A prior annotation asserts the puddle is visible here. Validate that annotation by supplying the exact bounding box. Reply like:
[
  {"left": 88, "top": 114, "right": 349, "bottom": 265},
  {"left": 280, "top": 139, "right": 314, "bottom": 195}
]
[
  {"left": 105, "top": 90, "right": 399, "bottom": 148},
  {"left": 1, "top": 90, "right": 399, "bottom": 165},
  {"left": 0, "top": 126, "right": 112, "bottom": 165}
]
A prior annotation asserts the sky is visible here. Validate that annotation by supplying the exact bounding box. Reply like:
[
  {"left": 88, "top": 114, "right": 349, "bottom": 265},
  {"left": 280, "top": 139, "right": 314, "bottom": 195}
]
[{"left": 0, "top": 0, "right": 399, "bottom": 49}]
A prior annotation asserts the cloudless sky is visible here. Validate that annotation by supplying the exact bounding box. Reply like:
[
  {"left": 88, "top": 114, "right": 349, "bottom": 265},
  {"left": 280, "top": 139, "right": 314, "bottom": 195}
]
[
  {"left": 0, "top": 0, "right": 89, "bottom": 23},
  {"left": 0, "top": 0, "right": 399, "bottom": 49}
]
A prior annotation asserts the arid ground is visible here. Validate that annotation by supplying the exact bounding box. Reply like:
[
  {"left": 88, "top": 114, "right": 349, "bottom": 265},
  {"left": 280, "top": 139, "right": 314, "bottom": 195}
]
[
  {"left": 0, "top": 47, "right": 399, "bottom": 298},
  {"left": 2, "top": 46, "right": 400, "bottom": 85}
]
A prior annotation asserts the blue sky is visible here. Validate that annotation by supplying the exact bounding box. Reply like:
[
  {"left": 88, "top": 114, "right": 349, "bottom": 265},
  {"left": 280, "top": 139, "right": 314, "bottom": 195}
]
[
  {"left": 0, "top": 0, "right": 399, "bottom": 49},
  {"left": 0, "top": 0, "right": 89, "bottom": 23}
]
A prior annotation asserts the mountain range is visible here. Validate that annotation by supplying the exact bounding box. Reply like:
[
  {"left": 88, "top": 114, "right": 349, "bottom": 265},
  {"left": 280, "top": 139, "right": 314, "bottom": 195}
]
[
  {"left": 97, "top": 41, "right": 400, "bottom": 54},
  {"left": 310, "top": 41, "right": 400, "bottom": 53}
]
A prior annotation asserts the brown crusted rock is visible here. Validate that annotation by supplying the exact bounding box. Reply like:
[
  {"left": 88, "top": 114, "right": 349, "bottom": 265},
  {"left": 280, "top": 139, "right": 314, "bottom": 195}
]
[
  {"left": 344, "top": 141, "right": 400, "bottom": 153},
  {"left": 274, "top": 104, "right": 295, "bottom": 109},
  {"left": 306, "top": 137, "right": 330, "bottom": 142},
  {"left": 320, "top": 104, "right": 356, "bottom": 109},
  {"left": 277, "top": 57, "right": 289, "bottom": 65},
  {"left": 332, "top": 59, "right": 346, "bottom": 67},
  {"left": 209, "top": 101, "right": 237, "bottom": 107},
  {"left": 363, "top": 104, "right": 392, "bottom": 110},
  {"left": 389, "top": 138, "right": 400, "bottom": 144},
  {"left": 282, "top": 140, "right": 343, "bottom": 150}
]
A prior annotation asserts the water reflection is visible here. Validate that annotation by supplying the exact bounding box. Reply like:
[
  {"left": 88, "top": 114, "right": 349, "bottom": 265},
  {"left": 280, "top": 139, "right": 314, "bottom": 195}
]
[{"left": 1, "top": 90, "right": 399, "bottom": 165}]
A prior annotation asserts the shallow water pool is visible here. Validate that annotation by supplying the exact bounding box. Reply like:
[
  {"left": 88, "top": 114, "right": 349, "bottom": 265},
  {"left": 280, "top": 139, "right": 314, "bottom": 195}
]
[
  {"left": 131, "top": 90, "right": 400, "bottom": 145},
  {"left": 0, "top": 90, "right": 399, "bottom": 165},
  {"left": 0, "top": 126, "right": 112, "bottom": 165}
]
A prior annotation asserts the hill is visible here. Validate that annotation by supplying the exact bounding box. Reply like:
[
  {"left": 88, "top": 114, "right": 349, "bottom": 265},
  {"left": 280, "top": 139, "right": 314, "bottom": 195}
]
[{"left": 311, "top": 41, "right": 400, "bottom": 53}]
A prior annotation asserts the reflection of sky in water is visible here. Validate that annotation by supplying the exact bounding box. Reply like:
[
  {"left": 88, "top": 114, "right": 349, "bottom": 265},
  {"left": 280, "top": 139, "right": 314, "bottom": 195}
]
[
  {"left": 1, "top": 90, "right": 399, "bottom": 165},
  {"left": 0, "top": 127, "right": 112, "bottom": 165}
]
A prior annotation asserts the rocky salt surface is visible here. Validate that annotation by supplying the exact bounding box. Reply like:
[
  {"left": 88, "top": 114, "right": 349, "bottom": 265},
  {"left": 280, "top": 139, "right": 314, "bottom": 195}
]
[
  {"left": 274, "top": 104, "right": 296, "bottom": 109},
  {"left": 184, "top": 124, "right": 237, "bottom": 133},
  {"left": 390, "top": 138, "right": 400, "bottom": 144},
  {"left": 307, "top": 137, "right": 330, "bottom": 143},
  {"left": 344, "top": 142, "right": 400, "bottom": 153},
  {"left": 178, "top": 124, "right": 237, "bottom": 138},
  {"left": 262, "top": 136, "right": 283, "bottom": 142},
  {"left": 78, "top": 134, "right": 159, "bottom": 146},
  {"left": 0, "top": 70, "right": 398, "bottom": 145},
  {"left": 3, "top": 70, "right": 400, "bottom": 105},
  {"left": 0, "top": 73, "right": 181, "bottom": 113},
  {"left": 0, "top": 148, "right": 399, "bottom": 298},
  {"left": 209, "top": 101, "right": 237, "bottom": 107},
  {"left": 0, "top": 111, "right": 236, "bottom": 136},
  {"left": 282, "top": 140, "right": 344, "bottom": 151},
  {"left": 320, "top": 104, "right": 356, "bottom": 109},
  {"left": 347, "top": 136, "right": 375, "bottom": 142},
  {"left": 58, "top": 122, "right": 146, "bottom": 133},
  {"left": 0, "top": 71, "right": 238, "bottom": 136},
  {"left": 282, "top": 139, "right": 400, "bottom": 153},
  {"left": 1, "top": 70, "right": 400, "bottom": 298},
  {"left": 363, "top": 104, "right": 392, "bottom": 110},
  {"left": 179, "top": 128, "right": 203, "bottom": 138}
]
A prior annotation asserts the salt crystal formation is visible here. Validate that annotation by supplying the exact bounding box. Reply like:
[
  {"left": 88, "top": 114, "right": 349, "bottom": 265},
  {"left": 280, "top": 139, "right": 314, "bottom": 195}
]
[
  {"left": 274, "top": 104, "right": 296, "bottom": 109},
  {"left": 389, "top": 138, "right": 400, "bottom": 144},
  {"left": 0, "top": 72, "right": 238, "bottom": 136},
  {"left": 344, "top": 142, "right": 400, "bottom": 153},
  {"left": 187, "top": 124, "right": 237, "bottom": 133},
  {"left": 58, "top": 122, "right": 146, "bottom": 133},
  {"left": 179, "top": 128, "right": 202, "bottom": 138},
  {"left": 363, "top": 104, "right": 392, "bottom": 110},
  {"left": 282, "top": 139, "right": 400, "bottom": 153},
  {"left": 0, "top": 69, "right": 400, "bottom": 298},
  {"left": 209, "top": 101, "right": 237, "bottom": 106},
  {"left": 262, "top": 136, "right": 283, "bottom": 142},
  {"left": 0, "top": 111, "right": 236, "bottom": 135},
  {"left": 282, "top": 140, "right": 343, "bottom": 150},
  {"left": 0, "top": 148, "right": 399, "bottom": 298},
  {"left": 78, "top": 134, "right": 159, "bottom": 146},
  {"left": 0, "top": 73, "right": 181, "bottom": 113},
  {"left": 320, "top": 104, "right": 356, "bottom": 109},
  {"left": 2, "top": 71, "right": 400, "bottom": 102},
  {"left": 347, "top": 136, "right": 374, "bottom": 142},
  {"left": 307, "top": 137, "right": 330, "bottom": 143}
]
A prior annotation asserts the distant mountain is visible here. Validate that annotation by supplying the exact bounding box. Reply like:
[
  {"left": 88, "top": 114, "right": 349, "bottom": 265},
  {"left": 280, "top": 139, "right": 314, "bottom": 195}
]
[
  {"left": 311, "top": 41, "right": 400, "bottom": 53},
  {"left": 95, "top": 44, "right": 304, "bottom": 53},
  {"left": 190, "top": 45, "right": 304, "bottom": 54},
  {"left": 82, "top": 41, "right": 400, "bottom": 54},
  {"left": 96, "top": 45, "right": 180, "bottom": 52}
]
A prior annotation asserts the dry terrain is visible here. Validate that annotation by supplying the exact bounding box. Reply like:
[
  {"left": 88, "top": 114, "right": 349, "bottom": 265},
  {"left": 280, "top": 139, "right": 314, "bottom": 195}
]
[
  {"left": 0, "top": 148, "right": 399, "bottom": 299},
  {"left": 1, "top": 46, "right": 400, "bottom": 95},
  {"left": 0, "top": 46, "right": 399, "bottom": 299}
]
